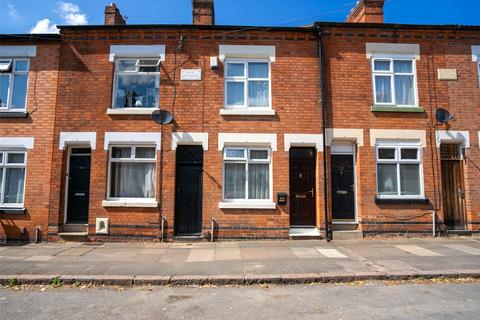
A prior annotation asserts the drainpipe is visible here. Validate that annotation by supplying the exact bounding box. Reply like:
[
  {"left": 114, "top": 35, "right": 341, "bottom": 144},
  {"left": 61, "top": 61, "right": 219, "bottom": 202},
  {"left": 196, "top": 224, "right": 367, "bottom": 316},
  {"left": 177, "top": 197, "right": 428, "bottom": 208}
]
[{"left": 317, "top": 25, "right": 331, "bottom": 241}]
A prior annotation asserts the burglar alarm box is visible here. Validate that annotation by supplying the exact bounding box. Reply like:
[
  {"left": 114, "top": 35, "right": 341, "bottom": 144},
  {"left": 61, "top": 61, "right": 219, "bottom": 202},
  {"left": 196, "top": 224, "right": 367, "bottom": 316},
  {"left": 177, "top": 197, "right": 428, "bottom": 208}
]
[{"left": 277, "top": 193, "right": 288, "bottom": 205}]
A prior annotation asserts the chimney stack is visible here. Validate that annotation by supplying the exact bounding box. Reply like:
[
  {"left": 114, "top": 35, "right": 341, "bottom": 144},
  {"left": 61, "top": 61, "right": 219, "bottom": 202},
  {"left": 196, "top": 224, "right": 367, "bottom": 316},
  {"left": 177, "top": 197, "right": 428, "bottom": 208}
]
[
  {"left": 192, "top": 0, "right": 215, "bottom": 25},
  {"left": 346, "top": 0, "right": 385, "bottom": 23},
  {"left": 104, "top": 3, "right": 126, "bottom": 25}
]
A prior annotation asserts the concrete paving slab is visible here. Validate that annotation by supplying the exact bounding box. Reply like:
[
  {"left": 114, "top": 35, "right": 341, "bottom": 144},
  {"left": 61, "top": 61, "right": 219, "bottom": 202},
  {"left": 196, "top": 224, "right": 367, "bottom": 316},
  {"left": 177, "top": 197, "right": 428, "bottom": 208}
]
[
  {"left": 374, "top": 260, "right": 421, "bottom": 272},
  {"left": 159, "top": 250, "right": 190, "bottom": 263},
  {"left": 186, "top": 249, "right": 214, "bottom": 262},
  {"left": 291, "top": 247, "right": 321, "bottom": 259},
  {"left": 240, "top": 247, "right": 269, "bottom": 260},
  {"left": 139, "top": 248, "right": 166, "bottom": 255},
  {"left": 316, "top": 248, "right": 347, "bottom": 258},
  {"left": 24, "top": 256, "right": 54, "bottom": 262},
  {"left": 265, "top": 247, "right": 297, "bottom": 260},
  {"left": 214, "top": 248, "right": 242, "bottom": 261},
  {"left": 443, "top": 244, "right": 480, "bottom": 256},
  {"left": 395, "top": 245, "right": 442, "bottom": 257},
  {"left": 56, "top": 247, "right": 96, "bottom": 256}
]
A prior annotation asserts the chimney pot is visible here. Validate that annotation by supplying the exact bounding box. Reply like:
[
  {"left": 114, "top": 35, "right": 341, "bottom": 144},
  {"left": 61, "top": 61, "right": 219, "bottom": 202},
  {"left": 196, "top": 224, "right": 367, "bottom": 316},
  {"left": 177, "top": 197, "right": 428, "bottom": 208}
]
[
  {"left": 104, "top": 2, "right": 126, "bottom": 25},
  {"left": 192, "top": 0, "right": 215, "bottom": 25},
  {"left": 346, "top": 0, "right": 385, "bottom": 23}
]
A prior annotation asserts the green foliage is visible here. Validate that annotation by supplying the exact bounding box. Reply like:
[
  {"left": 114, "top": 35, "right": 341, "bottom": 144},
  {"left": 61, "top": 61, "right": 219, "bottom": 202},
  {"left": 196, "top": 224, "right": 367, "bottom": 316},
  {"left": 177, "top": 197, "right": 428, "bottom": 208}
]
[
  {"left": 7, "top": 278, "right": 17, "bottom": 287},
  {"left": 51, "top": 277, "right": 63, "bottom": 287}
]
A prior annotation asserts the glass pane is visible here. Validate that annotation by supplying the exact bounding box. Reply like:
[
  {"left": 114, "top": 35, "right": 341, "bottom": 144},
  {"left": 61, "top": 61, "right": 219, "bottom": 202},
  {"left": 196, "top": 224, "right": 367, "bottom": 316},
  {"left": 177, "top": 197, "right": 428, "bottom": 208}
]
[
  {"left": 0, "top": 75, "right": 9, "bottom": 108},
  {"left": 111, "top": 147, "right": 132, "bottom": 159},
  {"left": 395, "top": 75, "right": 415, "bottom": 105},
  {"left": 7, "top": 153, "right": 25, "bottom": 164},
  {"left": 114, "top": 74, "right": 159, "bottom": 108},
  {"left": 227, "top": 63, "right": 244, "bottom": 77},
  {"left": 378, "top": 148, "right": 396, "bottom": 160},
  {"left": 400, "top": 164, "right": 421, "bottom": 195},
  {"left": 224, "top": 163, "right": 246, "bottom": 199},
  {"left": 401, "top": 149, "right": 418, "bottom": 160},
  {"left": 0, "top": 168, "right": 2, "bottom": 199},
  {"left": 14, "top": 60, "right": 29, "bottom": 72},
  {"left": 374, "top": 60, "right": 391, "bottom": 71},
  {"left": 4, "top": 168, "right": 25, "bottom": 204},
  {"left": 116, "top": 60, "right": 137, "bottom": 72},
  {"left": 135, "top": 147, "right": 156, "bottom": 159},
  {"left": 394, "top": 60, "right": 413, "bottom": 73},
  {"left": 0, "top": 153, "right": 3, "bottom": 163},
  {"left": 248, "top": 81, "right": 269, "bottom": 107},
  {"left": 248, "top": 163, "right": 269, "bottom": 199},
  {"left": 377, "top": 164, "right": 398, "bottom": 196},
  {"left": 110, "top": 162, "right": 155, "bottom": 198},
  {"left": 248, "top": 63, "right": 269, "bottom": 78},
  {"left": 375, "top": 75, "right": 392, "bottom": 103},
  {"left": 250, "top": 150, "right": 268, "bottom": 160},
  {"left": 11, "top": 75, "right": 28, "bottom": 109},
  {"left": 225, "top": 149, "right": 245, "bottom": 159},
  {"left": 0, "top": 60, "right": 12, "bottom": 71},
  {"left": 226, "top": 82, "right": 245, "bottom": 106}
]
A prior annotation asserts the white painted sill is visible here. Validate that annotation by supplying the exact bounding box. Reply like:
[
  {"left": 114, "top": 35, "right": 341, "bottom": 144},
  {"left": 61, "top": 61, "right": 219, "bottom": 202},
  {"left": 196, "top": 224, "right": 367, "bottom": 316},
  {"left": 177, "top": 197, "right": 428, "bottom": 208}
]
[
  {"left": 220, "top": 108, "right": 276, "bottom": 116},
  {"left": 218, "top": 202, "right": 276, "bottom": 209},
  {"left": 102, "top": 200, "right": 158, "bottom": 208},
  {"left": 107, "top": 108, "right": 159, "bottom": 115}
]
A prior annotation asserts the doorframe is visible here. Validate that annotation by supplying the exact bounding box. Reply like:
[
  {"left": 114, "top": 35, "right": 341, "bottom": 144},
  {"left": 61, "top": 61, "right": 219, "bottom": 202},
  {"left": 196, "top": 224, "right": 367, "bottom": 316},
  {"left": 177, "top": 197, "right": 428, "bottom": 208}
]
[
  {"left": 63, "top": 145, "right": 91, "bottom": 224},
  {"left": 330, "top": 142, "right": 358, "bottom": 224}
]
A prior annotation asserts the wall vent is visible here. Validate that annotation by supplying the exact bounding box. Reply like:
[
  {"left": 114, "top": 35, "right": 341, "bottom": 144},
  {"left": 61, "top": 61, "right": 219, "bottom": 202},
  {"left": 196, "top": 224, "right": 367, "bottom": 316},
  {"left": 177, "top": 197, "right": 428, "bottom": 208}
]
[{"left": 95, "top": 218, "right": 109, "bottom": 235}]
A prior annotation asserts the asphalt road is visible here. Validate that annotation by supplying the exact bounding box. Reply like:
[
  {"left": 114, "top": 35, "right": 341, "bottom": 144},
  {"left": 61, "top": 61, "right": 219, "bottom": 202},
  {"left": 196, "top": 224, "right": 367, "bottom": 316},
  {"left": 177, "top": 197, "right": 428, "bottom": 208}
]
[{"left": 1, "top": 281, "right": 479, "bottom": 320}]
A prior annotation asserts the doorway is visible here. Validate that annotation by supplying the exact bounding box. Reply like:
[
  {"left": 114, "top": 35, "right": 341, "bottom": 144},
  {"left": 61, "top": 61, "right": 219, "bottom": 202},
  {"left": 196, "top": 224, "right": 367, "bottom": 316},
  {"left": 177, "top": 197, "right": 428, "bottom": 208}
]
[
  {"left": 174, "top": 145, "right": 203, "bottom": 236},
  {"left": 65, "top": 147, "right": 91, "bottom": 224},
  {"left": 330, "top": 143, "right": 356, "bottom": 222}
]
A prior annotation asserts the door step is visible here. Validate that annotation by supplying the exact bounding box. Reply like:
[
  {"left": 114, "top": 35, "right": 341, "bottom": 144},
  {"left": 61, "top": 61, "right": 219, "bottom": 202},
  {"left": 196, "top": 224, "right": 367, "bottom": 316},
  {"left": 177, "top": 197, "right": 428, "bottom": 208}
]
[
  {"left": 61, "top": 224, "right": 88, "bottom": 233},
  {"left": 174, "top": 235, "right": 205, "bottom": 242},
  {"left": 332, "top": 230, "right": 363, "bottom": 240},
  {"left": 447, "top": 230, "right": 472, "bottom": 237},
  {"left": 289, "top": 227, "right": 322, "bottom": 239}
]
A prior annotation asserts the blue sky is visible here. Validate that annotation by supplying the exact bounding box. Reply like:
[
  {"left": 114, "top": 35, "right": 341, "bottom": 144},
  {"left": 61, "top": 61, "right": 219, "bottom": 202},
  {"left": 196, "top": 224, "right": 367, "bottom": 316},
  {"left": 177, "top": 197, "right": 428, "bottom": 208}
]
[{"left": 0, "top": 0, "right": 479, "bottom": 34}]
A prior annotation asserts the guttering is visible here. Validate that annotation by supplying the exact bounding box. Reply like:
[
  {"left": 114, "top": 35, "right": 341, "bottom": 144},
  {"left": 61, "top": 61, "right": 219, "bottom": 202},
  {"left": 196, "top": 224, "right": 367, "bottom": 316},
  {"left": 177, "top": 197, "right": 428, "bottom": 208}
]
[{"left": 316, "top": 25, "right": 331, "bottom": 241}]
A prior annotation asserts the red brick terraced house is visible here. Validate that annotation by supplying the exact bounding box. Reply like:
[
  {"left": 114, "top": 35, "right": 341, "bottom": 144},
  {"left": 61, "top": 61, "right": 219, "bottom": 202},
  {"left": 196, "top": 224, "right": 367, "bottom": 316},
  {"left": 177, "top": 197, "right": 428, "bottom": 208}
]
[{"left": 0, "top": 0, "right": 479, "bottom": 242}]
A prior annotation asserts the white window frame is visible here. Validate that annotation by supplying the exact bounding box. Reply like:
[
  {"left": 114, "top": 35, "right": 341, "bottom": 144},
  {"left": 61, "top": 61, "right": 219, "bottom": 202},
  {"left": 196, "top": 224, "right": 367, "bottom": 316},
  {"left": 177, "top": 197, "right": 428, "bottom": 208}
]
[
  {"left": 375, "top": 141, "right": 424, "bottom": 200},
  {"left": 107, "top": 145, "right": 157, "bottom": 201},
  {"left": 0, "top": 150, "right": 27, "bottom": 208},
  {"left": 222, "top": 147, "right": 273, "bottom": 203},
  {"left": 112, "top": 58, "right": 160, "bottom": 110},
  {"left": 0, "top": 59, "right": 30, "bottom": 112},
  {"left": 224, "top": 59, "right": 272, "bottom": 110},
  {"left": 371, "top": 54, "right": 419, "bottom": 107}
]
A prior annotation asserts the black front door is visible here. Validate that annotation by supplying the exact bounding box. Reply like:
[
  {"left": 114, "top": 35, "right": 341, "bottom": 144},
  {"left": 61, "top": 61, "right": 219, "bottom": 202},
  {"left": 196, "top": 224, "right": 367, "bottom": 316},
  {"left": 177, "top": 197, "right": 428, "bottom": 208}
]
[
  {"left": 175, "top": 146, "right": 203, "bottom": 236},
  {"left": 331, "top": 154, "right": 355, "bottom": 220},
  {"left": 289, "top": 147, "right": 316, "bottom": 226},
  {"left": 66, "top": 148, "right": 91, "bottom": 223}
]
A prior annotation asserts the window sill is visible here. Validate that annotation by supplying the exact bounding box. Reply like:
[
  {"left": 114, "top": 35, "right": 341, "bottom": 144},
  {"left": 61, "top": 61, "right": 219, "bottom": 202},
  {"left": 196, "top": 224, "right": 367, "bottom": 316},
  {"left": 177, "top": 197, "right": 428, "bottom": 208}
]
[
  {"left": 0, "top": 111, "right": 28, "bottom": 118},
  {"left": 107, "top": 108, "right": 159, "bottom": 115},
  {"left": 371, "top": 105, "right": 425, "bottom": 113},
  {"left": 219, "top": 202, "right": 276, "bottom": 209},
  {"left": 102, "top": 200, "right": 158, "bottom": 208},
  {"left": 0, "top": 207, "right": 26, "bottom": 215},
  {"left": 220, "top": 108, "right": 276, "bottom": 116},
  {"left": 375, "top": 197, "right": 430, "bottom": 205}
]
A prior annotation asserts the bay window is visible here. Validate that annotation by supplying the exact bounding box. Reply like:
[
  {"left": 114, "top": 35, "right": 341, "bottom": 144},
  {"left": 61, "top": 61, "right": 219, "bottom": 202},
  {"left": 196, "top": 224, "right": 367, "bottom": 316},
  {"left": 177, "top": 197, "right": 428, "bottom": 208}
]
[
  {"left": 108, "top": 145, "right": 156, "bottom": 199},
  {"left": 223, "top": 148, "right": 271, "bottom": 201},
  {"left": 0, "top": 59, "right": 29, "bottom": 111},
  {"left": 376, "top": 143, "right": 423, "bottom": 199},
  {"left": 0, "top": 151, "right": 27, "bottom": 207}
]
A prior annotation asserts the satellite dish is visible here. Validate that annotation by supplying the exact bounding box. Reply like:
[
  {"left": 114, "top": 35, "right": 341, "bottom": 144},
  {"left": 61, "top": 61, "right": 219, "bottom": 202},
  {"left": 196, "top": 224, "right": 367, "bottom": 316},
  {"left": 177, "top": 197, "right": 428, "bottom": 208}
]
[
  {"left": 152, "top": 110, "right": 174, "bottom": 125},
  {"left": 436, "top": 108, "right": 454, "bottom": 124}
]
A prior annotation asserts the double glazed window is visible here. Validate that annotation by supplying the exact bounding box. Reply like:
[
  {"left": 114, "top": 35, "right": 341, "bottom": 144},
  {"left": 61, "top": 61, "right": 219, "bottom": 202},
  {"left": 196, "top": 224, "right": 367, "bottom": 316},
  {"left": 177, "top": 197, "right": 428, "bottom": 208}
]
[
  {"left": 376, "top": 144, "right": 423, "bottom": 199},
  {"left": 225, "top": 61, "right": 271, "bottom": 109},
  {"left": 0, "top": 151, "right": 27, "bottom": 207},
  {"left": 372, "top": 58, "right": 417, "bottom": 106},
  {"left": 108, "top": 146, "right": 156, "bottom": 199},
  {"left": 0, "top": 59, "right": 29, "bottom": 111},
  {"left": 223, "top": 148, "right": 271, "bottom": 201},
  {"left": 113, "top": 59, "right": 160, "bottom": 109}
]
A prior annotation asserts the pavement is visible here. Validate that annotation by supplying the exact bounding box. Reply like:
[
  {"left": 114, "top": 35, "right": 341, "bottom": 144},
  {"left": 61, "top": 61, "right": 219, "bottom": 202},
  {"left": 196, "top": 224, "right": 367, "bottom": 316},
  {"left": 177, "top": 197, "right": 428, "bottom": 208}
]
[{"left": 1, "top": 237, "right": 480, "bottom": 285}]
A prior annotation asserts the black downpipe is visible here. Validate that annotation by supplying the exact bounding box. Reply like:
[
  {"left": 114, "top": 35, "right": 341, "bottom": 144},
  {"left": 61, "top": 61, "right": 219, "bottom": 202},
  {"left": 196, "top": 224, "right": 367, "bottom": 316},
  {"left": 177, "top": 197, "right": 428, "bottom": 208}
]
[{"left": 317, "top": 26, "right": 331, "bottom": 241}]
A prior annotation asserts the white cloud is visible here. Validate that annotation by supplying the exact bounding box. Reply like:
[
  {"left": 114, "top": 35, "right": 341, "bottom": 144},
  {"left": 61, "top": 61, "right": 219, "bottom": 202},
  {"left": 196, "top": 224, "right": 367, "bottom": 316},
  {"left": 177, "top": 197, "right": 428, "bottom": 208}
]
[
  {"left": 58, "top": 1, "right": 88, "bottom": 25},
  {"left": 30, "top": 19, "right": 59, "bottom": 33},
  {"left": 7, "top": 3, "right": 19, "bottom": 19}
]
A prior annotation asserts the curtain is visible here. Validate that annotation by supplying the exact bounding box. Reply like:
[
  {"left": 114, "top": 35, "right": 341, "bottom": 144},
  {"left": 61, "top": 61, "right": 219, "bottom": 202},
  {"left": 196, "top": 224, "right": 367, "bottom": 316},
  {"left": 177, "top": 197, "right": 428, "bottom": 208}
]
[
  {"left": 110, "top": 162, "right": 155, "bottom": 198},
  {"left": 227, "top": 82, "right": 245, "bottom": 106},
  {"left": 377, "top": 164, "right": 398, "bottom": 195},
  {"left": 375, "top": 76, "right": 392, "bottom": 103},
  {"left": 400, "top": 164, "right": 420, "bottom": 195},
  {"left": 224, "top": 163, "right": 246, "bottom": 199},
  {"left": 4, "top": 168, "right": 25, "bottom": 204},
  {"left": 248, "top": 81, "right": 269, "bottom": 107},
  {"left": 394, "top": 75, "right": 414, "bottom": 105},
  {"left": 248, "top": 163, "right": 269, "bottom": 199}
]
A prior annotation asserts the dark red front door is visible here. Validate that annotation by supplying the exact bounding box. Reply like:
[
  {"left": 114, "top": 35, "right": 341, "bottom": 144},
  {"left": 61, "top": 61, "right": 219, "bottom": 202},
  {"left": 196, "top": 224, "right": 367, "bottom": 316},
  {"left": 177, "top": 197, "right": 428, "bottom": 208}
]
[{"left": 289, "top": 148, "right": 316, "bottom": 226}]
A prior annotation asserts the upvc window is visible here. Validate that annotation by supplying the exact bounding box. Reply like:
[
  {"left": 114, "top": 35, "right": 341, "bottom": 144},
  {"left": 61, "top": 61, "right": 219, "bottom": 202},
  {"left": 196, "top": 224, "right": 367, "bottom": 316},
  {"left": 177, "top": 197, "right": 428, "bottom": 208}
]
[
  {"left": 372, "top": 57, "right": 418, "bottom": 106},
  {"left": 0, "top": 151, "right": 27, "bottom": 207},
  {"left": 376, "top": 143, "right": 423, "bottom": 199},
  {"left": 224, "top": 61, "right": 271, "bottom": 109},
  {"left": 223, "top": 148, "right": 271, "bottom": 201},
  {"left": 0, "top": 59, "right": 29, "bottom": 111},
  {"left": 112, "top": 59, "right": 160, "bottom": 109},
  {"left": 108, "top": 145, "right": 156, "bottom": 199}
]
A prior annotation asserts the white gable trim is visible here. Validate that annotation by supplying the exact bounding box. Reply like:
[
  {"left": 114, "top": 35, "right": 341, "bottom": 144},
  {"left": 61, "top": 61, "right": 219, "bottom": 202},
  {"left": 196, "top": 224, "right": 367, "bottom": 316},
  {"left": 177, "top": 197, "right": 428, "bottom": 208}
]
[
  {"left": 0, "top": 46, "right": 37, "bottom": 57},
  {"left": 171, "top": 132, "right": 209, "bottom": 151},
  {"left": 366, "top": 43, "right": 420, "bottom": 60},
  {"left": 0, "top": 137, "right": 34, "bottom": 149},
  {"left": 104, "top": 132, "right": 161, "bottom": 150},
  {"left": 370, "top": 129, "right": 426, "bottom": 147},
  {"left": 218, "top": 133, "right": 277, "bottom": 151},
  {"left": 219, "top": 45, "right": 276, "bottom": 62},
  {"left": 472, "top": 45, "right": 480, "bottom": 61},
  {"left": 109, "top": 45, "right": 166, "bottom": 62},
  {"left": 326, "top": 128, "right": 364, "bottom": 147},
  {"left": 284, "top": 134, "right": 323, "bottom": 152},
  {"left": 59, "top": 132, "right": 97, "bottom": 150},
  {"left": 436, "top": 130, "right": 470, "bottom": 148}
]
